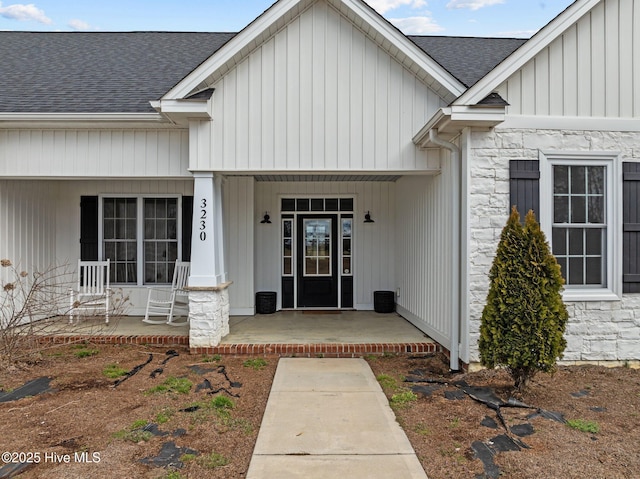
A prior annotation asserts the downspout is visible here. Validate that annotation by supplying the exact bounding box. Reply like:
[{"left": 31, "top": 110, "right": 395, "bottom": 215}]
[{"left": 429, "top": 129, "right": 461, "bottom": 372}]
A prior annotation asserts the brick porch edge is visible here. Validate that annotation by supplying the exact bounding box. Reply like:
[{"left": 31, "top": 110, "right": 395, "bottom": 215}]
[
  {"left": 192, "top": 342, "right": 441, "bottom": 357},
  {"left": 35, "top": 335, "right": 440, "bottom": 357}
]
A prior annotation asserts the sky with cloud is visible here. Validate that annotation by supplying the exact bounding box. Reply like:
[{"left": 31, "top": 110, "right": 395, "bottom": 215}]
[{"left": 0, "top": 0, "right": 574, "bottom": 38}]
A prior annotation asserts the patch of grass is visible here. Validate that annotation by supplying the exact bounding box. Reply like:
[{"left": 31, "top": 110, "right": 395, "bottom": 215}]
[
  {"left": 382, "top": 352, "right": 397, "bottom": 358},
  {"left": 414, "top": 423, "right": 431, "bottom": 436},
  {"left": 376, "top": 373, "right": 398, "bottom": 391},
  {"left": 145, "top": 376, "right": 193, "bottom": 395},
  {"left": 390, "top": 390, "right": 418, "bottom": 409},
  {"left": 130, "top": 419, "right": 148, "bottom": 429},
  {"left": 180, "top": 453, "right": 197, "bottom": 463},
  {"left": 210, "top": 395, "right": 235, "bottom": 411},
  {"left": 155, "top": 408, "right": 175, "bottom": 424},
  {"left": 113, "top": 420, "right": 152, "bottom": 443},
  {"left": 209, "top": 395, "right": 235, "bottom": 421},
  {"left": 202, "top": 354, "right": 222, "bottom": 363},
  {"left": 567, "top": 419, "right": 600, "bottom": 434},
  {"left": 448, "top": 418, "right": 461, "bottom": 428},
  {"left": 165, "top": 471, "right": 185, "bottom": 479},
  {"left": 74, "top": 348, "right": 99, "bottom": 358},
  {"left": 243, "top": 358, "right": 267, "bottom": 370},
  {"left": 196, "top": 452, "right": 229, "bottom": 469},
  {"left": 102, "top": 363, "right": 128, "bottom": 379}
]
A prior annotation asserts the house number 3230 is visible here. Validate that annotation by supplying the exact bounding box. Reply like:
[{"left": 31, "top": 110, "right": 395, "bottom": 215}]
[{"left": 199, "top": 198, "right": 208, "bottom": 241}]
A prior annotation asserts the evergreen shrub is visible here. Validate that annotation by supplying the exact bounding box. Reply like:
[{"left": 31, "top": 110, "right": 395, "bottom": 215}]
[{"left": 479, "top": 207, "right": 569, "bottom": 390}]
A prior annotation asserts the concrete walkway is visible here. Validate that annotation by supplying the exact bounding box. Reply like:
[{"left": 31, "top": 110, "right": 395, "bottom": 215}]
[{"left": 247, "top": 358, "right": 428, "bottom": 478}]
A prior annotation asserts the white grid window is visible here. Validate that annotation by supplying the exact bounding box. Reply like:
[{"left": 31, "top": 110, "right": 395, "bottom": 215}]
[
  {"left": 101, "top": 196, "right": 181, "bottom": 285},
  {"left": 541, "top": 152, "right": 621, "bottom": 301}
]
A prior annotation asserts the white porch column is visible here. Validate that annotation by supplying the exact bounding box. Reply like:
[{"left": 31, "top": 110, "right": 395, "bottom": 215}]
[{"left": 188, "top": 171, "right": 231, "bottom": 348}]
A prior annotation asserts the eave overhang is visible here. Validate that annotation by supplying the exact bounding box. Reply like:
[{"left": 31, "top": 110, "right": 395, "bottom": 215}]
[
  {"left": 413, "top": 104, "right": 506, "bottom": 148},
  {"left": 150, "top": 97, "right": 213, "bottom": 126}
]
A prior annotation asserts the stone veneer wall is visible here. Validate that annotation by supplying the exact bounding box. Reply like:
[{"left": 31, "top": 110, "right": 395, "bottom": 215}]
[
  {"left": 188, "top": 287, "right": 231, "bottom": 348},
  {"left": 468, "top": 128, "right": 640, "bottom": 362}
]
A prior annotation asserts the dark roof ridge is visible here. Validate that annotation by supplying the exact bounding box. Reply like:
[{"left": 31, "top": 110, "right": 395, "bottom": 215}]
[{"left": 408, "top": 34, "right": 528, "bottom": 41}]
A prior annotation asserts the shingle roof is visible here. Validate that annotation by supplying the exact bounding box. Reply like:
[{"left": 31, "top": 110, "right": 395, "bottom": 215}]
[
  {"left": 0, "top": 31, "right": 525, "bottom": 114},
  {"left": 408, "top": 36, "right": 527, "bottom": 88},
  {"left": 0, "top": 32, "right": 234, "bottom": 114}
]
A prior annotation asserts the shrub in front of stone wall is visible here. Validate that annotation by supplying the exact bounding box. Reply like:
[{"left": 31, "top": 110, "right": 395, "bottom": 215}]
[{"left": 479, "top": 207, "right": 568, "bottom": 391}]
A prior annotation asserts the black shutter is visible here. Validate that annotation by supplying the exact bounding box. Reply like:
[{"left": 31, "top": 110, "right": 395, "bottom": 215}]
[
  {"left": 509, "top": 160, "right": 540, "bottom": 221},
  {"left": 182, "top": 196, "right": 193, "bottom": 262},
  {"left": 80, "top": 196, "right": 99, "bottom": 260},
  {"left": 623, "top": 163, "right": 640, "bottom": 293}
]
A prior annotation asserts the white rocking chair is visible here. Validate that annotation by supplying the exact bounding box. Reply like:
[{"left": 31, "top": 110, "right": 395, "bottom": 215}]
[
  {"left": 143, "top": 261, "right": 190, "bottom": 326},
  {"left": 69, "top": 259, "right": 111, "bottom": 324}
]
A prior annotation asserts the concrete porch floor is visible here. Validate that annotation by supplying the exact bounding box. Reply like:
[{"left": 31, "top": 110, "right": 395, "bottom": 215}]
[{"left": 36, "top": 311, "right": 439, "bottom": 357}]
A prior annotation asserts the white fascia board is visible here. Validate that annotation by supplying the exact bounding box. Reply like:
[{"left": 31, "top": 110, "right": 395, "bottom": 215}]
[
  {"left": 338, "top": 0, "right": 466, "bottom": 97},
  {"left": 162, "top": 0, "right": 301, "bottom": 100},
  {"left": 454, "top": 0, "right": 600, "bottom": 106},
  {"left": 0, "top": 112, "right": 164, "bottom": 123}
]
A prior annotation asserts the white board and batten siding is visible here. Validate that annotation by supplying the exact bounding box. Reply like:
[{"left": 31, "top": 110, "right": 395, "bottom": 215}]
[
  {"left": 394, "top": 154, "right": 458, "bottom": 350},
  {"left": 0, "top": 129, "right": 190, "bottom": 178},
  {"left": 223, "top": 177, "right": 255, "bottom": 315},
  {"left": 0, "top": 181, "right": 57, "bottom": 283},
  {"left": 249, "top": 179, "right": 396, "bottom": 310},
  {"left": 497, "top": 0, "right": 640, "bottom": 119},
  {"left": 201, "top": 0, "right": 446, "bottom": 173}
]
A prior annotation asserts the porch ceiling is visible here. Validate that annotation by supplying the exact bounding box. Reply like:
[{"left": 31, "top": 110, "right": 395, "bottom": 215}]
[{"left": 252, "top": 175, "right": 402, "bottom": 182}]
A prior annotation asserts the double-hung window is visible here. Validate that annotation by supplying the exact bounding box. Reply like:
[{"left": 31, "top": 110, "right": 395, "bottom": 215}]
[
  {"left": 541, "top": 153, "right": 621, "bottom": 300},
  {"left": 100, "top": 196, "right": 181, "bottom": 285}
]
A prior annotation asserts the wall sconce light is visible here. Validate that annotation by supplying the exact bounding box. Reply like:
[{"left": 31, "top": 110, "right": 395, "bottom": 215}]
[
  {"left": 364, "top": 211, "right": 375, "bottom": 223},
  {"left": 260, "top": 212, "right": 272, "bottom": 224}
]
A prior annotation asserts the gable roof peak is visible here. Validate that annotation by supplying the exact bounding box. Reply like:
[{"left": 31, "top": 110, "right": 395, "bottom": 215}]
[
  {"left": 161, "top": 0, "right": 466, "bottom": 102},
  {"left": 454, "top": 0, "right": 600, "bottom": 105}
]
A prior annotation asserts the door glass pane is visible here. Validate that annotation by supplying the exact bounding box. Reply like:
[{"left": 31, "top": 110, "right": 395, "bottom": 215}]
[
  {"left": 343, "top": 239, "right": 351, "bottom": 255},
  {"left": 343, "top": 257, "right": 351, "bottom": 274},
  {"left": 283, "top": 258, "right": 292, "bottom": 275},
  {"left": 305, "top": 258, "right": 317, "bottom": 275},
  {"left": 325, "top": 199, "right": 339, "bottom": 211},
  {"left": 317, "top": 258, "right": 330, "bottom": 275},
  {"left": 304, "top": 219, "right": 331, "bottom": 276}
]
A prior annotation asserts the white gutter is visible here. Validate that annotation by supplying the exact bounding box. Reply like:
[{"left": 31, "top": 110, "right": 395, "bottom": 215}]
[
  {"left": 0, "top": 112, "right": 164, "bottom": 122},
  {"left": 429, "top": 129, "right": 461, "bottom": 372}
]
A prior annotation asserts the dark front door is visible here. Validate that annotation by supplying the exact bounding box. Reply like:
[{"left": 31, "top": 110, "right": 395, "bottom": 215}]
[{"left": 297, "top": 214, "right": 338, "bottom": 307}]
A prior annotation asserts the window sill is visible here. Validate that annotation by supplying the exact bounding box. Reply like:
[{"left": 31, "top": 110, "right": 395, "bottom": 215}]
[{"left": 561, "top": 289, "right": 621, "bottom": 302}]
